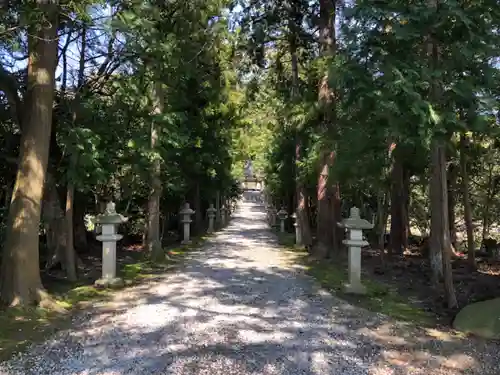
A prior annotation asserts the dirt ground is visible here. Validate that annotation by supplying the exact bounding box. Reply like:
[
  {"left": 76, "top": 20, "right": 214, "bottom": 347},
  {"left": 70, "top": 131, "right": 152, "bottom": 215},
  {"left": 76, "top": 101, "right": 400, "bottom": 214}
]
[{"left": 362, "top": 248, "right": 500, "bottom": 325}]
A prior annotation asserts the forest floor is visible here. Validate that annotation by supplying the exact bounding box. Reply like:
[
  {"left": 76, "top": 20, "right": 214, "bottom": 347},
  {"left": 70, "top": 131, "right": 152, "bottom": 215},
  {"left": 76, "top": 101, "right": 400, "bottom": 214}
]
[
  {"left": 0, "top": 234, "right": 208, "bottom": 362},
  {"left": 362, "top": 250, "right": 500, "bottom": 325},
  {"left": 0, "top": 200, "right": 498, "bottom": 374},
  {"left": 277, "top": 231, "right": 500, "bottom": 327}
]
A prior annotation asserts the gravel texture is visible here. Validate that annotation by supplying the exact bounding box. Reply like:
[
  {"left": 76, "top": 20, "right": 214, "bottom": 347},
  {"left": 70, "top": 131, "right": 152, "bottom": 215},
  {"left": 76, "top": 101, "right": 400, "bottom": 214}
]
[{"left": 0, "top": 199, "right": 498, "bottom": 374}]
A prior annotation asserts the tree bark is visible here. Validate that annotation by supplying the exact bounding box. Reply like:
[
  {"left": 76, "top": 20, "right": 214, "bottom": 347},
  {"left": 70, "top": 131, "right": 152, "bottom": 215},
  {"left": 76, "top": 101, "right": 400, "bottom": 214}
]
[
  {"left": 427, "top": 0, "right": 457, "bottom": 308},
  {"left": 460, "top": 134, "right": 476, "bottom": 269},
  {"left": 193, "top": 182, "right": 203, "bottom": 233},
  {"left": 316, "top": 0, "right": 338, "bottom": 257},
  {"left": 296, "top": 145, "right": 313, "bottom": 248},
  {"left": 429, "top": 142, "right": 445, "bottom": 281},
  {"left": 0, "top": 2, "right": 59, "bottom": 306},
  {"left": 216, "top": 190, "right": 221, "bottom": 227},
  {"left": 376, "top": 190, "right": 389, "bottom": 267},
  {"left": 482, "top": 165, "right": 493, "bottom": 242},
  {"left": 429, "top": 139, "right": 457, "bottom": 307},
  {"left": 42, "top": 176, "right": 67, "bottom": 271},
  {"left": 316, "top": 152, "right": 333, "bottom": 257},
  {"left": 62, "top": 26, "right": 87, "bottom": 282},
  {"left": 390, "top": 149, "right": 404, "bottom": 255},
  {"left": 73, "top": 191, "right": 88, "bottom": 250},
  {"left": 64, "top": 176, "right": 77, "bottom": 281},
  {"left": 402, "top": 167, "right": 410, "bottom": 248},
  {"left": 447, "top": 163, "right": 457, "bottom": 247},
  {"left": 289, "top": 23, "right": 312, "bottom": 248},
  {"left": 147, "top": 81, "right": 163, "bottom": 260}
]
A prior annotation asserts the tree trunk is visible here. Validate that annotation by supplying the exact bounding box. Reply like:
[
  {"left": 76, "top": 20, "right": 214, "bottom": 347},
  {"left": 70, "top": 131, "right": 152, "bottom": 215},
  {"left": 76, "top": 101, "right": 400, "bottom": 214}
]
[
  {"left": 147, "top": 82, "right": 163, "bottom": 260},
  {"left": 330, "top": 183, "right": 342, "bottom": 254},
  {"left": 402, "top": 167, "right": 410, "bottom": 248},
  {"left": 42, "top": 176, "right": 67, "bottom": 271},
  {"left": 61, "top": 25, "right": 86, "bottom": 281},
  {"left": 316, "top": 0, "right": 338, "bottom": 257},
  {"left": 296, "top": 143, "right": 313, "bottom": 247},
  {"left": 447, "top": 163, "right": 457, "bottom": 247},
  {"left": 73, "top": 192, "right": 88, "bottom": 250},
  {"left": 376, "top": 190, "right": 389, "bottom": 267},
  {"left": 316, "top": 153, "right": 333, "bottom": 257},
  {"left": 460, "top": 134, "right": 476, "bottom": 269},
  {"left": 390, "top": 150, "right": 404, "bottom": 255},
  {"left": 482, "top": 166, "right": 493, "bottom": 242},
  {"left": 429, "top": 139, "right": 457, "bottom": 307},
  {"left": 64, "top": 179, "right": 77, "bottom": 281},
  {"left": 0, "top": 2, "right": 59, "bottom": 306},
  {"left": 290, "top": 27, "right": 312, "bottom": 248},
  {"left": 427, "top": 0, "right": 457, "bottom": 308},
  {"left": 194, "top": 182, "right": 203, "bottom": 233},
  {"left": 216, "top": 190, "right": 221, "bottom": 226}
]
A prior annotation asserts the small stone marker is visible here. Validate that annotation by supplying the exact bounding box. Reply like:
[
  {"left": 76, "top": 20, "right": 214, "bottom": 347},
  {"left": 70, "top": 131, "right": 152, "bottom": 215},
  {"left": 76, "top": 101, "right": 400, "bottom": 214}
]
[
  {"left": 277, "top": 208, "right": 288, "bottom": 233},
  {"left": 95, "top": 202, "right": 128, "bottom": 288},
  {"left": 207, "top": 203, "right": 217, "bottom": 233},
  {"left": 292, "top": 212, "right": 303, "bottom": 247},
  {"left": 180, "top": 203, "right": 195, "bottom": 244},
  {"left": 268, "top": 206, "right": 277, "bottom": 227},
  {"left": 337, "top": 207, "right": 374, "bottom": 295}
]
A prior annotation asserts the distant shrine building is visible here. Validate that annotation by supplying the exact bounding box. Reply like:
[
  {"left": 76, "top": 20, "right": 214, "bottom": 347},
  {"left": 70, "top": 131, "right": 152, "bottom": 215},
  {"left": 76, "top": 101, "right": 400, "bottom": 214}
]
[{"left": 241, "top": 159, "right": 263, "bottom": 190}]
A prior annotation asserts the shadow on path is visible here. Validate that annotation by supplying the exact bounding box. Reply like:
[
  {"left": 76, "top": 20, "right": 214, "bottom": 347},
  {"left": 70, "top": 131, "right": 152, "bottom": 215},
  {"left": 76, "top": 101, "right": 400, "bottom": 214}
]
[{"left": 2, "top": 201, "right": 499, "bottom": 375}]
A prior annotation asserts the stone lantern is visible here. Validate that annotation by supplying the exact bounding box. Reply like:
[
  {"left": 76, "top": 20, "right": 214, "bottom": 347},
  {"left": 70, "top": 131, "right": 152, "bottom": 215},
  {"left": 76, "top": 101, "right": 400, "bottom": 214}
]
[
  {"left": 180, "top": 203, "right": 195, "bottom": 244},
  {"left": 268, "top": 206, "right": 277, "bottom": 227},
  {"left": 94, "top": 202, "right": 128, "bottom": 288},
  {"left": 277, "top": 208, "right": 288, "bottom": 233},
  {"left": 292, "top": 212, "right": 302, "bottom": 247},
  {"left": 337, "top": 207, "right": 374, "bottom": 294},
  {"left": 207, "top": 203, "right": 217, "bottom": 233}
]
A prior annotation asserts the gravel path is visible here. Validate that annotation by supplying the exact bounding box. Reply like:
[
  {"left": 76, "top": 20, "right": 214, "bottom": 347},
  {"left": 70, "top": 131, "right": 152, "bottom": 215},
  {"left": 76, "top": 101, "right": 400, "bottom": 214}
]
[{"left": 0, "top": 200, "right": 498, "bottom": 374}]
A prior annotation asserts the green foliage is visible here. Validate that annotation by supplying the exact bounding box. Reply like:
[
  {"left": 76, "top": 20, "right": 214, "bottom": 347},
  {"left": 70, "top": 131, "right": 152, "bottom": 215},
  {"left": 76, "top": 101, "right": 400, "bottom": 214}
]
[{"left": 235, "top": 0, "right": 500, "bottom": 229}]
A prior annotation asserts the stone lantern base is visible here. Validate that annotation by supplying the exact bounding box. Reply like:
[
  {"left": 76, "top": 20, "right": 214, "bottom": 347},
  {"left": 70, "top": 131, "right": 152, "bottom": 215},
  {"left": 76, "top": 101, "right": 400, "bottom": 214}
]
[
  {"left": 95, "top": 277, "right": 125, "bottom": 289},
  {"left": 343, "top": 282, "right": 366, "bottom": 295}
]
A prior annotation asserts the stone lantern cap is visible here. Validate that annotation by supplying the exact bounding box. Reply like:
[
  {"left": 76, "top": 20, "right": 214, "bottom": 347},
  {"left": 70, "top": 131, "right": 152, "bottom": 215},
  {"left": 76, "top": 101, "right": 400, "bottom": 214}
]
[
  {"left": 207, "top": 203, "right": 217, "bottom": 216},
  {"left": 95, "top": 202, "right": 128, "bottom": 225},
  {"left": 338, "top": 207, "right": 374, "bottom": 230},
  {"left": 180, "top": 203, "right": 195, "bottom": 220},
  {"left": 277, "top": 208, "right": 288, "bottom": 220}
]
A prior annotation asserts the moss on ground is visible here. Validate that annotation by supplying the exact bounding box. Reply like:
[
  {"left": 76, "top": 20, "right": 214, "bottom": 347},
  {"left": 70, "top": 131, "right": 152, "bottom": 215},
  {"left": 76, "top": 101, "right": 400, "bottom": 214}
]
[
  {"left": 275, "top": 231, "right": 434, "bottom": 326},
  {"left": 0, "top": 236, "right": 209, "bottom": 362}
]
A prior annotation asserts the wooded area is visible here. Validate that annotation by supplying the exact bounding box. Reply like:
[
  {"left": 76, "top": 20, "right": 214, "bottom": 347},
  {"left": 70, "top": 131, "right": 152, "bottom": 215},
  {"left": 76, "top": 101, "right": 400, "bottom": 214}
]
[
  {"left": 237, "top": 0, "right": 500, "bottom": 322},
  {"left": 1, "top": 0, "right": 500, "bottom": 331},
  {"left": 0, "top": 0, "right": 242, "bottom": 308}
]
